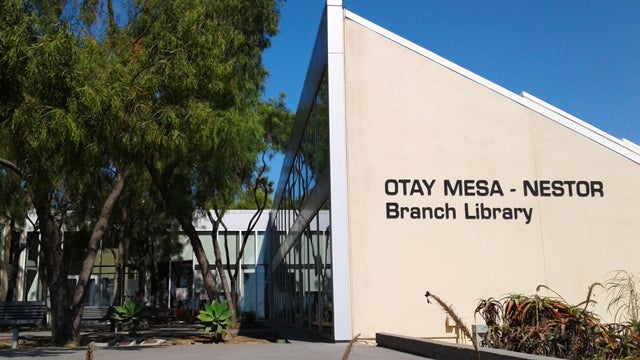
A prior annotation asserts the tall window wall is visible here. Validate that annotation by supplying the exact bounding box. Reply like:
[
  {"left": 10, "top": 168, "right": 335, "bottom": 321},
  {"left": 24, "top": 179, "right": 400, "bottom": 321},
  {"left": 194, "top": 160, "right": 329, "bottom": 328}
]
[
  {"left": 19, "top": 215, "right": 270, "bottom": 320},
  {"left": 269, "top": 73, "right": 335, "bottom": 336},
  {"left": 193, "top": 229, "right": 270, "bottom": 318}
]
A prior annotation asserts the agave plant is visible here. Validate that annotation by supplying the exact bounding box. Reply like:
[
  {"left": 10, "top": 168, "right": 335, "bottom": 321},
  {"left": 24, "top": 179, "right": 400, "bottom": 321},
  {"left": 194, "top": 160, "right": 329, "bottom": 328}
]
[
  {"left": 197, "top": 301, "right": 234, "bottom": 342},
  {"left": 113, "top": 299, "right": 149, "bottom": 335}
]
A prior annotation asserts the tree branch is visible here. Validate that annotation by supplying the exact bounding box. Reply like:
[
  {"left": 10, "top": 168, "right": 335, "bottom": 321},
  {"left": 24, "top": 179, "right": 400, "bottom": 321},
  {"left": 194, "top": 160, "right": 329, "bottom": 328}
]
[{"left": 0, "top": 158, "right": 24, "bottom": 178}]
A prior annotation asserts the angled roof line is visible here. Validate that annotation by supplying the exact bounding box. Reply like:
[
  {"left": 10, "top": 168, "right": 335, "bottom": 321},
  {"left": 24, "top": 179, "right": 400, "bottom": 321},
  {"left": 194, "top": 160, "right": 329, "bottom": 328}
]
[
  {"left": 344, "top": 9, "right": 640, "bottom": 164},
  {"left": 521, "top": 92, "right": 640, "bottom": 160},
  {"left": 622, "top": 138, "right": 640, "bottom": 152}
]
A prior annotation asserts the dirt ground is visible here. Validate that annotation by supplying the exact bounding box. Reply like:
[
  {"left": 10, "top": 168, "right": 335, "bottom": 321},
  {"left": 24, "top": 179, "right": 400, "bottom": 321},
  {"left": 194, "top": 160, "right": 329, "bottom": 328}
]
[{"left": 0, "top": 323, "right": 276, "bottom": 349}]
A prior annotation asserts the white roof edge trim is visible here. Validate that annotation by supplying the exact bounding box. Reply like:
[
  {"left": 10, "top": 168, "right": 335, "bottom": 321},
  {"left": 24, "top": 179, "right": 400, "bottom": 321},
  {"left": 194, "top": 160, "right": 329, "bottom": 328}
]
[
  {"left": 521, "top": 92, "right": 640, "bottom": 158},
  {"left": 622, "top": 138, "right": 640, "bottom": 152},
  {"left": 343, "top": 10, "right": 640, "bottom": 165}
]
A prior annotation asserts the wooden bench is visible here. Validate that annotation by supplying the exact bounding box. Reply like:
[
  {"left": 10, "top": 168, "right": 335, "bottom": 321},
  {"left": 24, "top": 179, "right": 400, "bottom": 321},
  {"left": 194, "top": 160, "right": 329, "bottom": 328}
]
[
  {"left": 0, "top": 301, "right": 47, "bottom": 349},
  {"left": 82, "top": 306, "right": 115, "bottom": 331},
  {"left": 82, "top": 306, "right": 114, "bottom": 322}
]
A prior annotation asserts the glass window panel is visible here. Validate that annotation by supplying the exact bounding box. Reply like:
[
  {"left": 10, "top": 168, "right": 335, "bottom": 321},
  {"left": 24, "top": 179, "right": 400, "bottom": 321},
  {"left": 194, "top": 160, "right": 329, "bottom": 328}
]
[
  {"left": 315, "top": 74, "right": 330, "bottom": 176},
  {"left": 267, "top": 70, "right": 333, "bottom": 336},
  {"left": 199, "top": 234, "right": 214, "bottom": 262},
  {"left": 218, "top": 231, "right": 238, "bottom": 264},
  {"left": 255, "top": 265, "right": 267, "bottom": 318},
  {"left": 171, "top": 235, "right": 193, "bottom": 261},
  {"left": 242, "top": 231, "right": 256, "bottom": 265},
  {"left": 256, "top": 231, "right": 268, "bottom": 264}
]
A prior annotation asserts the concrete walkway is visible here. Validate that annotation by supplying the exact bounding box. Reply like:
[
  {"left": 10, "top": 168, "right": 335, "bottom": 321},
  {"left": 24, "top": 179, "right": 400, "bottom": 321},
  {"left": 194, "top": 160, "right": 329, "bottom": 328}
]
[
  {"left": 0, "top": 342, "right": 431, "bottom": 360},
  {"left": 0, "top": 325, "right": 432, "bottom": 360}
]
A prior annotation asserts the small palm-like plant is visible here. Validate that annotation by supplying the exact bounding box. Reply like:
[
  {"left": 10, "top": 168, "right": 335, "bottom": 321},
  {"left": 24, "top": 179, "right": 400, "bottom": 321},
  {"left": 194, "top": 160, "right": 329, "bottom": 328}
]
[
  {"left": 114, "top": 299, "right": 149, "bottom": 335},
  {"left": 197, "top": 301, "right": 234, "bottom": 342}
]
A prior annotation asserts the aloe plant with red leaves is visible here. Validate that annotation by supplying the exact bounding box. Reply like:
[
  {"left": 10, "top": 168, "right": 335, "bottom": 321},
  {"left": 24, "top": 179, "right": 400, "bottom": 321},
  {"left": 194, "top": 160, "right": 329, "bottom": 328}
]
[{"left": 475, "top": 284, "right": 640, "bottom": 359}]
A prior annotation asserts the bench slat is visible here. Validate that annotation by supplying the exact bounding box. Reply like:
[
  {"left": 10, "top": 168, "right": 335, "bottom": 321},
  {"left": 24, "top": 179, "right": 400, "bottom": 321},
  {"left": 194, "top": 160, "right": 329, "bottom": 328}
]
[
  {"left": 82, "top": 306, "right": 114, "bottom": 321},
  {"left": 0, "top": 301, "right": 46, "bottom": 327},
  {"left": 0, "top": 302, "right": 46, "bottom": 349}
]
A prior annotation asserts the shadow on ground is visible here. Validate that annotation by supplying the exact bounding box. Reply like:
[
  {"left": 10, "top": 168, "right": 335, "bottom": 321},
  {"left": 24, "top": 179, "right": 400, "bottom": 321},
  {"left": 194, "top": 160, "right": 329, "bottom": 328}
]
[{"left": 0, "top": 321, "right": 317, "bottom": 350}]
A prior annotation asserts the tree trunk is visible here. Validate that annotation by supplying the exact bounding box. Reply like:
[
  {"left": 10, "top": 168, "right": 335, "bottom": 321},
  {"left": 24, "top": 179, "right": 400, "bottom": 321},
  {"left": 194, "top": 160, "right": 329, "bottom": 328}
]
[
  {"left": 177, "top": 215, "right": 220, "bottom": 302},
  {"left": 206, "top": 211, "right": 237, "bottom": 324},
  {"left": 34, "top": 190, "right": 72, "bottom": 346},
  {"left": 69, "top": 169, "right": 129, "bottom": 343},
  {"left": 5, "top": 220, "right": 21, "bottom": 302},
  {"left": 0, "top": 227, "right": 8, "bottom": 301},
  {"left": 230, "top": 217, "right": 262, "bottom": 320},
  {"left": 229, "top": 206, "right": 264, "bottom": 317},
  {"left": 112, "top": 207, "right": 131, "bottom": 306},
  {"left": 229, "top": 162, "right": 269, "bottom": 319},
  {"left": 145, "top": 162, "right": 220, "bottom": 306},
  {"left": 106, "top": 0, "right": 117, "bottom": 35},
  {"left": 37, "top": 235, "right": 48, "bottom": 313}
]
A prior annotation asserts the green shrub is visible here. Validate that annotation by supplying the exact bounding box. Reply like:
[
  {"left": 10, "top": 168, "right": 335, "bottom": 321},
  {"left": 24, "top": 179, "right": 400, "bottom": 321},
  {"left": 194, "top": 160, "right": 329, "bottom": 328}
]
[
  {"left": 113, "top": 299, "right": 149, "bottom": 336},
  {"left": 197, "top": 301, "right": 234, "bottom": 342}
]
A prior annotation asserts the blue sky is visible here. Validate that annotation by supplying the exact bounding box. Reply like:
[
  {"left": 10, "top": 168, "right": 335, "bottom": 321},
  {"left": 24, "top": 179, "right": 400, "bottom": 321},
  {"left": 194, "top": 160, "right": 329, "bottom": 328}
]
[{"left": 262, "top": 1, "right": 640, "bottom": 183}]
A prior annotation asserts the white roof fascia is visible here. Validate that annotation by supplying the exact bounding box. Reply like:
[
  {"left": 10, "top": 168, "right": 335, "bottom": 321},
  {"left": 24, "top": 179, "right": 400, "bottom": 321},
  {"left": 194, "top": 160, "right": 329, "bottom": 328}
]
[
  {"left": 521, "top": 92, "right": 640, "bottom": 159},
  {"left": 192, "top": 210, "right": 270, "bottom": 231},
  {"left": 344, "top": 10, "right": 640, "bottom": 165},
  {"left": 622, "top": 138, "right": 640, "bottom": 153}
]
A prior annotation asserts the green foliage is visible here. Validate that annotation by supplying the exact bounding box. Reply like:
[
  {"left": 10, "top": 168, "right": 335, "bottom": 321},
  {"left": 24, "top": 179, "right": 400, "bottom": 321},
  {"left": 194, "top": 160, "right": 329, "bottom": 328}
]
[
  {"left": 0, "top": 0, "right": 286, "bottom": 345},
  {"left": 259, "top": 94, "right": 296, "bottom": 152},
  {"left": 113, "top": 299, "right": 149, "bottom": 335},
  {"left": 197, "top": 301, "right": 234, "bottom": 341},
  {"left": 475, "top": 284, "right": 640, "bottom": 359},
  {"left": 1, "top": 0, "right": 289, "bottom": 224},
  {"left": 0, "top": 166, "right": 29, "bottom": 222},
  {"left": 229, "top": 185, "right": 273, "bottom": 210}
]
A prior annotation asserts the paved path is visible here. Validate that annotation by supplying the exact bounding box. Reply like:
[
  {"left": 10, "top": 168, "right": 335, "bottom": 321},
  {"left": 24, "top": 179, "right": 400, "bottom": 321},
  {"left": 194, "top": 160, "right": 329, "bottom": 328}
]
[
  {"left": 1, "top": 325, "right": 432, "bottom": 360},
  {"left": 0, "top": 342, "right": 431, "bottom": 360}
]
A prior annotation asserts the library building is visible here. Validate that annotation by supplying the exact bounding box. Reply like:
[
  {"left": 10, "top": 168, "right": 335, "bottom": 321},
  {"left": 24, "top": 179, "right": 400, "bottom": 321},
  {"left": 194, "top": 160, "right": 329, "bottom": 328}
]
[
  {"left": 266, "top": 0, "right": 640, "bottom": 341},
  {"left": 2, "top": 0, "right": 638, "bottom": 345}
]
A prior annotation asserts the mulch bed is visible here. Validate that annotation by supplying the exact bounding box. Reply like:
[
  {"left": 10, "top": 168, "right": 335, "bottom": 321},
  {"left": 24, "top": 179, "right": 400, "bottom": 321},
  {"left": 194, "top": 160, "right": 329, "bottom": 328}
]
[{"left": 0, "top": 323, "right": 276, "bottom": 349}]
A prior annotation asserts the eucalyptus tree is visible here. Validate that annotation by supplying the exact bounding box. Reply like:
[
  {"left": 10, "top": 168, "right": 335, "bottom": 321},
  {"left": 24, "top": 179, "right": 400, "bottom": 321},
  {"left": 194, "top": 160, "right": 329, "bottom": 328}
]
[
  {"left": 0, "top": 152, "right": 31, "bottom": 301},
  {"left": 132, "top": 0, "right": 288, "bottom": 307},
  {"left": 0, "top": 0, "right": 290, "bottom": 344},
  {"left": 215, "top": 95, "right": 292, "bottom": 319},
  {"left": 0, "top": 0, "right": 135, "bottom": 344},
  {"left": 107, "top": 172, "right": 184, "bottom": 309}
]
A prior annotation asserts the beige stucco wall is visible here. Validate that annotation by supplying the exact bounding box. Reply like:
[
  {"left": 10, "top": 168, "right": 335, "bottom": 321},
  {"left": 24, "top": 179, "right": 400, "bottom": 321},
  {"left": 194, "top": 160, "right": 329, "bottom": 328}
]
[{"left": 343, "top": 18, "right": 640, "bottom": 340}]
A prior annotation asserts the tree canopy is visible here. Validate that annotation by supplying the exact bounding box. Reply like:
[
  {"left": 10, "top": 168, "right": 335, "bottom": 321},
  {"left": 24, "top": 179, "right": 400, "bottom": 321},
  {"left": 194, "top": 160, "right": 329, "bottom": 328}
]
[{"left": 0, "top": 0, "right": 291, "bottom": 345}]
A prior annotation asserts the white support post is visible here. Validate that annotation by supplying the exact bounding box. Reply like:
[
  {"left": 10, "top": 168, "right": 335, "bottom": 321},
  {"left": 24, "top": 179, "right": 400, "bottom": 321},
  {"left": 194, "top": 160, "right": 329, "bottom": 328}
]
[{"left": 326, "top": 0, "right": 352, "bottom": 341}]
